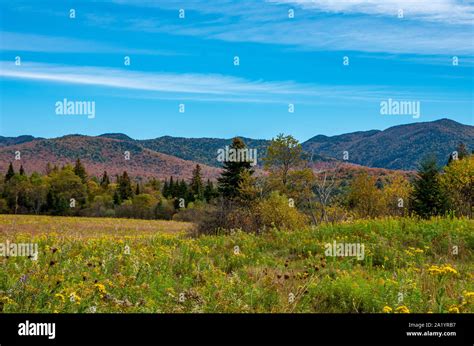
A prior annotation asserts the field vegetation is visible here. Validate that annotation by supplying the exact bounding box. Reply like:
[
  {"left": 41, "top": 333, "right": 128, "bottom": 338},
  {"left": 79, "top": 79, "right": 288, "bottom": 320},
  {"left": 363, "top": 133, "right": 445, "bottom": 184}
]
[{"left": 0, "top": 215, "right": 472, "bottom": 313}]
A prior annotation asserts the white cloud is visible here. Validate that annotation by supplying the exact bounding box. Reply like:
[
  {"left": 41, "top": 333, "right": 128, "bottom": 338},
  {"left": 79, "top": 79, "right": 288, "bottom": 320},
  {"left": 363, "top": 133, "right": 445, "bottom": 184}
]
[
  {"left": 108, "top": 0, "right": 474, "bottom": 55},
  {"left": 271, "top": 0, "right": 474, "bottom": 25},
  {"left": 0, "top": 61, "right": 431, "bottom": 103}
]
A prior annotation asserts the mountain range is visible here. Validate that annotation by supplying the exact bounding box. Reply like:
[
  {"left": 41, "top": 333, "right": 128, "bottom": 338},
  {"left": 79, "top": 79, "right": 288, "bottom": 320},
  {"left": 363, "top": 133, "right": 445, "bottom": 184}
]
[{"left": 0, "top": 118, "right": 472, "bottom": 179}]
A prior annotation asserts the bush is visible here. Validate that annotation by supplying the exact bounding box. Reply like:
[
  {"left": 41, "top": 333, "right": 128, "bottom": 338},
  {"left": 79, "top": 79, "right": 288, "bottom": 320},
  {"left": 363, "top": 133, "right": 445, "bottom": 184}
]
[
  {"left": 173, "top": 202, "right": 211, "bottom": 223},
  {"left": 256, "top": 191, "right": 308, "bottom": 231},
  {"left": 196, "top": 193, "right": 308, "bottom": 235},
  {"left": 154, "top": 198, "right": 175, "bottom": 220},
  {"left": 0, "top": 198, "right": 9, "bottom": 213}
]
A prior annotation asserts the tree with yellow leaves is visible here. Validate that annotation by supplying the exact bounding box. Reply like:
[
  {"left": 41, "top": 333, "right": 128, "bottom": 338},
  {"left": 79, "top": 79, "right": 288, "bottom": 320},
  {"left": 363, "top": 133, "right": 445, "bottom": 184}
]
[{"left": 441, "top": 154, "right": 474, "bottom": 217}]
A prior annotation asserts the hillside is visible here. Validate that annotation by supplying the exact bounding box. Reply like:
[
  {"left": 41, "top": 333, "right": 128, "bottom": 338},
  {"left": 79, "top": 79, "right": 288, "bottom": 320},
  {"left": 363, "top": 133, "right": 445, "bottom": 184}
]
[
  {"left": 302, "top": 119, "right": 474, "bottom": 170},
  {"left": 1, "top": 118, "right": 471, "bottom": 176},
  {"left": 0, "top": 135, "right": 221, "bottom": 180}
]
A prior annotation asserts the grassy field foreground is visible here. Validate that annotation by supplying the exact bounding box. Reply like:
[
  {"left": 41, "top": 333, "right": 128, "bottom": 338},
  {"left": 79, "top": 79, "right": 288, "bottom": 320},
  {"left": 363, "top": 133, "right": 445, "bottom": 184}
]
[{"left": 0, "top": 215, "right": 473, "bottom": 313}]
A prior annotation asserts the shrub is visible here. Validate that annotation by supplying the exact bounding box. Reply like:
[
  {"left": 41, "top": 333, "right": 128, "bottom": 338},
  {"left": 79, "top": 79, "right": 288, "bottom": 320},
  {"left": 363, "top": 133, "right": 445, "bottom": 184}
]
[
  {"left": 256, "top": 191, "right": 308, "bottom": 231},
  {"left": 154, "top": 198, "right": 175, "bottom": 220}
]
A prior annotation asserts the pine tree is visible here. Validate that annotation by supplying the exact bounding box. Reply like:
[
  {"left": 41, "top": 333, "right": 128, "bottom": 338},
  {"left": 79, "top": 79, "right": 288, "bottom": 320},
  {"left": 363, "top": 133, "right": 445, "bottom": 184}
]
[
  {"left": 163, "top": 179, "right": 169, "bottom": 197},
  {"left": 217, "top": 137, "right": 253, "bottom": 199},
  {"left": 118, "top": 171, "right": 133, "bottom": 201},
  {"left": 5, "top": 162, "right": 15, "bottom": 182},
  {"left": 410, "top": 156, "right": 448, "bottom": 218},
  {"left": 135, "top": 183, "right": 140, "bottom": 195},
  {"left": 178, "top": 179, "right": 188, "bottom": 198},
  {"left": 73, "top": 159, "right": 88, "bottom": 183},
  {"left": 100, "top": 171, "right": 110, "bottom": 188},
  {"left": 113, "top": 190, "right": 121, "bottom": 205},
  {"left": 190, "top": 164, "right": 204, "bottom": 201},
  {"left": 204, "top": 179, "right": 217, "bottom": 202},
  {"left": 19, "top": 165, "right": 25, "bottom": 176},
  {"left": 169, "top": 177, "right": 175, "bottom": 197},
  {"left": 46, "top": 189, "right": 55, "bottom": 211}
]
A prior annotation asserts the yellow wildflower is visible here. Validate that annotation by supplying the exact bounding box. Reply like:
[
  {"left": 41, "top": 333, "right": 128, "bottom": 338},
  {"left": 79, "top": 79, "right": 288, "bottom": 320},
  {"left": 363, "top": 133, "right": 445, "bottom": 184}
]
[
  {"left": 463, "top": 291, "right": 474, "bottom": 302},
  {"left": 448, "top": 306, "right": 460, "bottom": 313},
  {"left": 382, "top": 306, "right": 392, "bottom": 313},
  {"left": 94, "top": 283, "right": 107, "bottom": 296},
  {"left": 395, "top": 305, "right": 410, "bottom": 314},
  {"left": 69, "top": 292, "right": 81, "bottom": 304},
  {"left": 427, "top": 264, "right": 458, "bottom": 276},
  {"left": 54, "top": 293, "right": 65, "bottom": 303}
]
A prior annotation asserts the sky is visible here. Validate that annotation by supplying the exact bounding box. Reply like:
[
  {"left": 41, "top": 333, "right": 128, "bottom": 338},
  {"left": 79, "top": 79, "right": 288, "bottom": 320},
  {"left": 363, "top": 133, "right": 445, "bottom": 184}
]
[{"left": 0, "top": 0, "right": 473, "bottom": 141}]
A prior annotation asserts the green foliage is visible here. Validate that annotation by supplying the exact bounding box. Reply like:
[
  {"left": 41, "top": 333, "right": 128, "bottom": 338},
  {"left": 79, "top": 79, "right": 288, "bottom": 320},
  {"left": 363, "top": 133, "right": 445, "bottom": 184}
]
[
  {"left": 48, "top": 167, "right": 87, "bottom": 215},
  {"left": 410, "top": 156, "right": 448, "bottom": 219},
  {"left": 155, "top": 198, "right": 176, "bottom": 220},
  {"left": 73, "top": 159, "right": 88, "bottom": 183},
  {"left": 441, "top": 154, "right": 474, "bottom": 217},
  {"left": 347, "top": 172, "right": 385, "bottom": 218},
  {"left": 203, "top": 179, "right": 218, "bottom": 202},
  {"left": 117, "top": 171, "right": 134, "bottom": 202},
  {"left": 256, "top": 191, "right": 308, "bottom": 231},
  {"left": 218, "top": 137, "right": 254, "bottom": 199},
  {"left": 4, "top": 162, "right": 14, "bottom": 182},
  {"left": 264, "top": 134, "right": 303, "bottom": 189},
  {"left": 189, "top": 164, "right": 204, "bottom": 201},
  {"left": 100, "top": 171, "right": 110, "bottom": 189},
  {"left": 0, "top": 215, "right": 471, "bottom": 313}
]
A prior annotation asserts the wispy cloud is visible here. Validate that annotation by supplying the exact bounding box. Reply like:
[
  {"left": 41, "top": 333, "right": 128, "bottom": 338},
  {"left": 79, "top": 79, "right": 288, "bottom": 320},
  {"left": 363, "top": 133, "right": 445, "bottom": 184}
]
[
  {"left": 105, "top": 0, "right": 474, "bottom": 56},
  {"left": 271, "top": 0, "right": 474, "bottom": 25},
  {"left": 0, "top": 61, "right": 468, "bottom": 104}
]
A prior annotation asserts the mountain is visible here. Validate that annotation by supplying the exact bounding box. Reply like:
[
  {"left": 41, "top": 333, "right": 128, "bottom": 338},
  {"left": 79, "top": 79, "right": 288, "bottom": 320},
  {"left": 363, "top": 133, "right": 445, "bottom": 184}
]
[
  {"left": 0, "top": 135, "right": 220, "bottom": 180},
  {"left": 1, "top": 119, "right": 472, "bottom": 176},
  {"left": 302, "top": 119, "right": 474, "bottom": 170},
  {"left": 138, "top": 136, "right": 270, "bottom": 167},
  {"left": 99, "top": 133, "right": 134, "bottom": 141},
  {"left": 0, "top": 135, "right": 38, "bottom": 147}
]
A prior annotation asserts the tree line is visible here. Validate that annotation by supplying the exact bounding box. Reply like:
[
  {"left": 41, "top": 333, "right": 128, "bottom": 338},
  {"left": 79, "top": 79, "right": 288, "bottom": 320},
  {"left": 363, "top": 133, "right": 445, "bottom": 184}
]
[{"left": 1, "top": 137, "right": 472, "bottom": 233}]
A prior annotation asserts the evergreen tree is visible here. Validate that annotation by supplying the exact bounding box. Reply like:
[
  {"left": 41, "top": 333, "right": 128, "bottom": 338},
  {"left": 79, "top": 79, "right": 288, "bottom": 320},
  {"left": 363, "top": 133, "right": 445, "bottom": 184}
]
[
  {"left": 162, "top": 179, "right": 169, "bottom": 197},
  {"left": 410, "top": 156, "right": 448, "bottom": 218},
  {"left": 73, "top": 158, "right": 88, "bottom": 183},
  {"left": 135, "top": 183, "right": 140, "bottom": 195},
  {"left": 118, "top": 171, "right": 133, "bottom": 201},
  {"left": 204, "top": 179, "right": 218, "bottom": 202},
  {"left": 46, "top": 189, "right": 55, "bottom": 211},
  {"left": 169, "top": 177, "right": 175, "bottom": 197},
  {"left": 190, "top": 164, "right": 204, "bottom": 201},
  {"left": 178, "top": 179, "right": 188, "bottom": 198},
  {"left": 173, "top": 179, "right": 189, "bottom": 208},
  {"left": 100, "top": 171, "right": 110, "bottom": 188},
  {"left": 19, "top": 165, "right": 25, "bottom": 176},
  {"left": 217, "top": 137, "right": 253, "bottom": 199},
  {"left": 113, "top": 190, "right": 121, "bottom": 205},
  {"left": 5, "top": 162, "right": 15, "bottom": 182}
]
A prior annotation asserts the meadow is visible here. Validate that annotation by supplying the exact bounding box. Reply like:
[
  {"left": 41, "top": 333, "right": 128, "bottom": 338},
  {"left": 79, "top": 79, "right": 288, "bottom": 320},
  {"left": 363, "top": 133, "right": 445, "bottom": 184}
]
[{"left": 0, "top": 215, "right": 472, "bottom": 313}]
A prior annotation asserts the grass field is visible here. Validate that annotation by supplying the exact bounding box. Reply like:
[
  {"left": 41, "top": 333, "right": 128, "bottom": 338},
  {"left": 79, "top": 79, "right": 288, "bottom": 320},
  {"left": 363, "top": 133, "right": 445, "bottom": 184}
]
[{"left": 0, "top": 215, "right": 472, "bottom": 313}]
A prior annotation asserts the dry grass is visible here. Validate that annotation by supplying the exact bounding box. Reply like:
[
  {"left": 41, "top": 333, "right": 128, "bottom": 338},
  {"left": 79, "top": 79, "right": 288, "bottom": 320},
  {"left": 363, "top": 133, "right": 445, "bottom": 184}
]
[{"left": 0, "top": 214, "right": 193, "bottom": 239}]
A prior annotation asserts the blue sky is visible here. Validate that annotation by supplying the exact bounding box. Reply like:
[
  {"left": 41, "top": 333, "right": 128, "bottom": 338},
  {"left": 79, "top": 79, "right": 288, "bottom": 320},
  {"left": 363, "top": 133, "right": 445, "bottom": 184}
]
[{"left": 0, "top": 0, "right": 473, "bottom": 141}]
